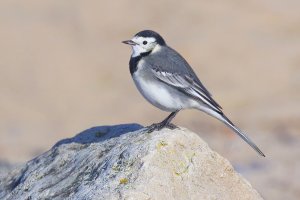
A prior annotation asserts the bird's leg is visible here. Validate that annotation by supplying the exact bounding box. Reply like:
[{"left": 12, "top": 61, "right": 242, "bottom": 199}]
[{"left": 146, "top": 110, "right": 180, "bottom": 133}]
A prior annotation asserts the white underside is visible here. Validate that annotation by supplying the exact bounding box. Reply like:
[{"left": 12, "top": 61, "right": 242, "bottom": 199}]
[{"left": 133, "top": 70, "right": 200, "bottom": 112}]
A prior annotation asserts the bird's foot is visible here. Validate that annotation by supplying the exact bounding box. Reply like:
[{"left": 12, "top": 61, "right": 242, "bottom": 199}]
[
  {"left": 146, "top": 122, "right": 178, "bottom": 133},
  {"left": 165, "top": 123, "right": 178, "bottom": 130}
]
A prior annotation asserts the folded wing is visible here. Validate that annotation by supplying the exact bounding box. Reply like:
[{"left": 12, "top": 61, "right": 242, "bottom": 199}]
[{"left": 151, "top": 68, "right": 222, "bottom": 114}]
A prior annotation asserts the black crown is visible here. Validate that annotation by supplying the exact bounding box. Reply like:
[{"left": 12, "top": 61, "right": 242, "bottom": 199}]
[{"left": 135, "top": 30, "right": 166, "bottom": 45}]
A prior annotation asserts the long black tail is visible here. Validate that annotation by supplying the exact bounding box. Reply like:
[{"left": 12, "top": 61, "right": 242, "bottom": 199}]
[
  {"left": 220, "top": 114, "right": 265, "bottom": 157},
  {"left": 200, "top": 107, "right": 265, "bottom": 157}
]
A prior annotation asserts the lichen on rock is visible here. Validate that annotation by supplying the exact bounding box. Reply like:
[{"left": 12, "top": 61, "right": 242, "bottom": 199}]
[{"left": 0, "top": 124, "right": 263, "bottom": 200}]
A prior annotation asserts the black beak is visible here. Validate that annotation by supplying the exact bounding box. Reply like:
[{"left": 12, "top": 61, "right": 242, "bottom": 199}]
[{"left": 122, "top": 40, "right": 137, "bottom": 45}]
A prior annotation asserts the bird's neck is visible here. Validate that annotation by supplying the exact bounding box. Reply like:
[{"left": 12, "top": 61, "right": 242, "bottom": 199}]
[
  {"left": 129, "top": 56, "right": 141, "bottom": 75},
  {"left": 129, "top": 51, "right": 152, "bottom": 75}
]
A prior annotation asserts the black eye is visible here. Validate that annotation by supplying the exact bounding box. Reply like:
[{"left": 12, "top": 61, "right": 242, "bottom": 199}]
[{"left": 143, "top": 41, "right": 147, "bottom": 45}]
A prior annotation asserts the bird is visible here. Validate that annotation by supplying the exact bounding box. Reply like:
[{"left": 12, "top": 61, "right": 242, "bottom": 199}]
[{"left": 122, "top": 30, "right": 265, "bottom": 157}]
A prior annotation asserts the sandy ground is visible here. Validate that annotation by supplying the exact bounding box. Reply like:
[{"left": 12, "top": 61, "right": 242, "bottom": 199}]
[{"left": 0, "top": 0, "right": 299, "bottom": 199}]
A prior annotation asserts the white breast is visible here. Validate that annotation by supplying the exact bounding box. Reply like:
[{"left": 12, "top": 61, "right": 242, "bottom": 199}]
[
  {"left": 132, "top": 61, "right": 193, "bottom": 112},
  {"left": 132, "top": 75, "right": 176, "bottom": 112}
]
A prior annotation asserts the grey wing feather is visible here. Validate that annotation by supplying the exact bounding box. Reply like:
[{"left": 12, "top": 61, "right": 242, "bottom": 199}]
[
  {"left": 145, "top": 46, "right": 265, "bottom": 157},
  {"left": 146, "top": 46, "right": 222, "bottom": 112},
  {"left": 152, "top": 69, "right": 222, "bottom": 113}
]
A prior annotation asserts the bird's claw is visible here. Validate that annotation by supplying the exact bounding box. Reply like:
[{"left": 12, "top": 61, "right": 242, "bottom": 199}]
[{"left": 146, "top": 123, "right": 178, "bottom": 133}]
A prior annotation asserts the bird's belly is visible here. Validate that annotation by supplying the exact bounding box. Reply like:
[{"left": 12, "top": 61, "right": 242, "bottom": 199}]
[{"left": 132, "top": 74, "right": 190, "bottom": 112}]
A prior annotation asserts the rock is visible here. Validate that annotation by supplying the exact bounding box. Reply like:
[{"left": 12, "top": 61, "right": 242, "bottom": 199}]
[
  {"left": 0, "top": 161, "right": 17, "bottom": 179},
  {"left": 0, "top": 124, "right": 263, "bottom": 200}
]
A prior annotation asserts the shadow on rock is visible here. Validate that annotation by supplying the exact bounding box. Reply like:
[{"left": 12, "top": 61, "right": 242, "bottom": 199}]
[
  {"left": 54, "top": 123, "right": 144, "bottom": 147},
  {"left": 0, "top": 124, "right": 263, "bottom": 200}
]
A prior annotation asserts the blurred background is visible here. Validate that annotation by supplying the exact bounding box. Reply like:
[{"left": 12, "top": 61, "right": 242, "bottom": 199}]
[{"left": 0, "top": 0, "right": 299, "bottom": 199}]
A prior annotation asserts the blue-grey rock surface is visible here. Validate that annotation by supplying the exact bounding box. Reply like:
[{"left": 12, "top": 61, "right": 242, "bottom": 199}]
[{"left": 0, "top": 124, "right": 263, "bottom": 200}]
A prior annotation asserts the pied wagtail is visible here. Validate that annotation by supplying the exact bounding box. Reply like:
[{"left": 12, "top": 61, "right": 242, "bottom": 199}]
[{"left": 123, "top": 30, "right": 265, "bottom": 157}]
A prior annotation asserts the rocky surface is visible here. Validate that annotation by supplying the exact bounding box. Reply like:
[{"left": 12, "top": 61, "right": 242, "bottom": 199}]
[{"left": 0, "top": 124, "right": 263, "bottom": 200}]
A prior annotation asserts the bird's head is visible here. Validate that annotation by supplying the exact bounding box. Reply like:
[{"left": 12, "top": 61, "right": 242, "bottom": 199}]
[{"left": 122, "top": 30, "right": 166, "bottom": 57}]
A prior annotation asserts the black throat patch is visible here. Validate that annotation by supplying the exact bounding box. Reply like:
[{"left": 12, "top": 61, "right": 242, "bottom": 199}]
[{"left": 129, "top": 51, "right": 151, "bottom": 75}]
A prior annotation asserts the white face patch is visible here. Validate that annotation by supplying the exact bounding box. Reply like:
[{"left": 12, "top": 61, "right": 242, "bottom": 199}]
[{"left": 130, "top": 36, "right": 157, "bottom": 57}]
